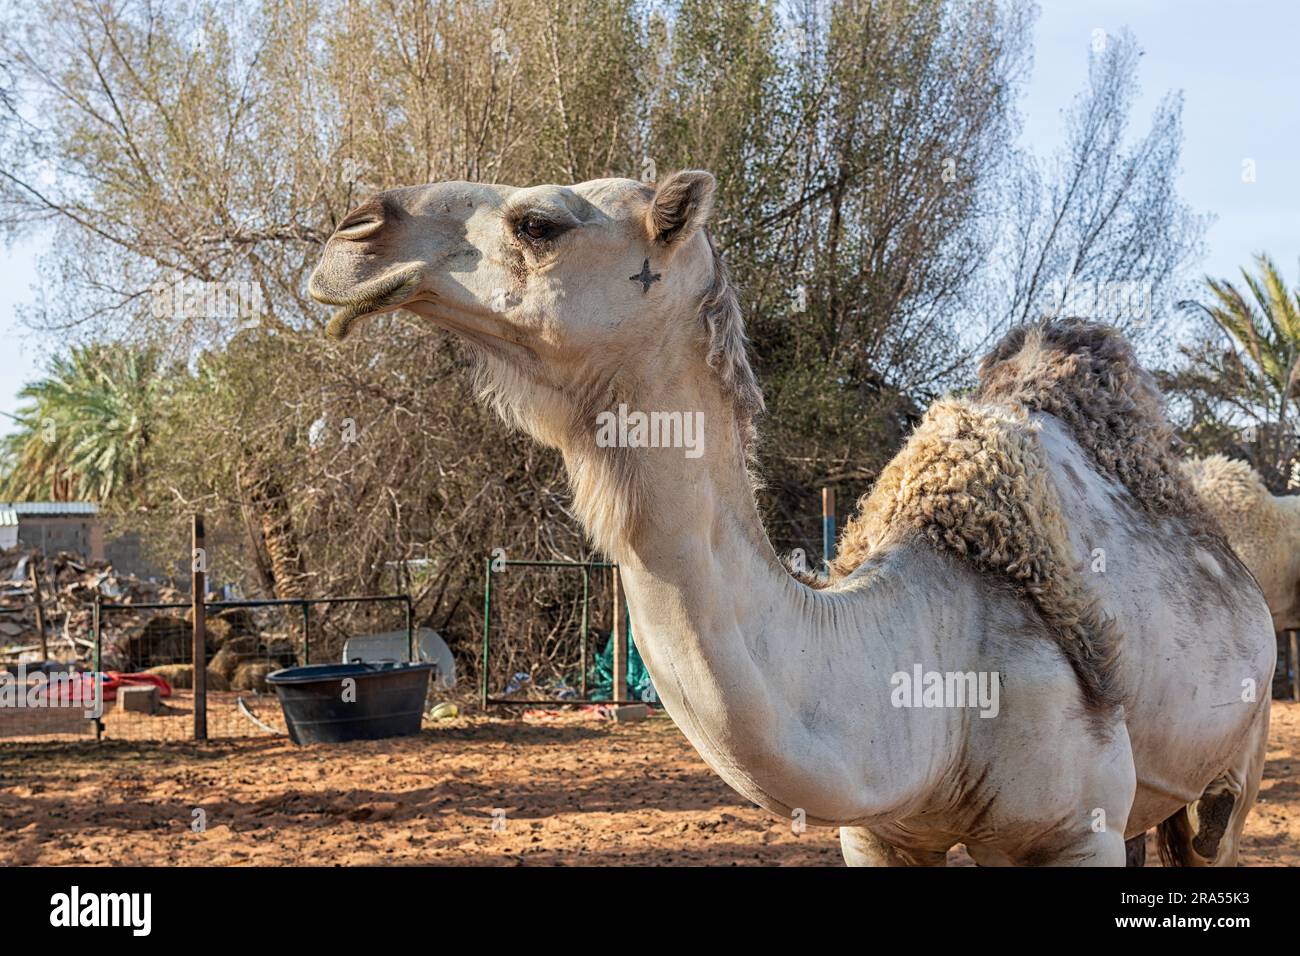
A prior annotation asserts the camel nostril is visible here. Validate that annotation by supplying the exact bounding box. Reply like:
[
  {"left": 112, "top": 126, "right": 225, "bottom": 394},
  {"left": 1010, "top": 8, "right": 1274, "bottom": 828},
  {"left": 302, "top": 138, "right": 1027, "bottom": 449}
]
[
  {"left": 334, "top": 216, "right": 384, "bottom": 241},
  {"left": 334, "top": 196, "right": 388, "bottom": 240}
]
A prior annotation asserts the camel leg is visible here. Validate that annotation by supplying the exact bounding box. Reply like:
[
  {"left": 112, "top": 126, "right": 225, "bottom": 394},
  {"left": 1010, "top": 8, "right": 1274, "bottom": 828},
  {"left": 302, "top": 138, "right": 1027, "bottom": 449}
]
[
  {"left": 1014, "top": 828, "right": 1128, "bottom": 866},
  {"left": 1157, "top": 697, "right": 1271, "bottom": 866},
  {"left": 1124, "top": 834, "right": 1146, "bottom": 867},
  {"left": 1009, "top": 725, "right": 1135, "bottom": 867},
  {"left": 1200, "top": 696, "right": 1270, "bottom": 866},
  {"left": 1211, "top": 697, "right": 1274, "bottom": 868},
  {"left": 838, "top": 827, "right": 948, "bottom": 866}
]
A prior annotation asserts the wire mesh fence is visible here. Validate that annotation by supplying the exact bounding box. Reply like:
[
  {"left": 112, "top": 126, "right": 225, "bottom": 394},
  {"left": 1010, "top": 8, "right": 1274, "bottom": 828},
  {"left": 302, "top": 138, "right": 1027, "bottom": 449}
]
[
  {"left": 481, "top": 558, "right": 636, "bottom": 707},
  {"left": 92, "top": 595, "right": 414, "bottom": 742},
  {"left": 0, "top": 604, "right": 97, "bottom": 742},
  {"left": 0, "top": 667, "right": 98, "bottom": 742}
]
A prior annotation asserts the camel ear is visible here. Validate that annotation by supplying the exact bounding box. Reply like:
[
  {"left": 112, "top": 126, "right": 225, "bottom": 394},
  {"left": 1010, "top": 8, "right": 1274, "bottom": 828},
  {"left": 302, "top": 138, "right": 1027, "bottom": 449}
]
[{"left": 646, "top": 170, "right": 716, "bottom": 246}]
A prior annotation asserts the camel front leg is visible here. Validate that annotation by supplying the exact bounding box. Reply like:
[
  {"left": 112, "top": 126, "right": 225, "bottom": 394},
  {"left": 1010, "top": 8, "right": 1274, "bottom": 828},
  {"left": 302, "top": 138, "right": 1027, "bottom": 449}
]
[{"left": 839, "top": 826, "right": 949, "bottom": 866}]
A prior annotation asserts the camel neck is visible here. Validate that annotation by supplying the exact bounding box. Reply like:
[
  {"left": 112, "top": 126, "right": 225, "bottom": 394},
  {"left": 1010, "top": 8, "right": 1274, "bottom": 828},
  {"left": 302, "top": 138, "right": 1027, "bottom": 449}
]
[{"left": 569, "top": 389, "right": 958, "bottom": 825}]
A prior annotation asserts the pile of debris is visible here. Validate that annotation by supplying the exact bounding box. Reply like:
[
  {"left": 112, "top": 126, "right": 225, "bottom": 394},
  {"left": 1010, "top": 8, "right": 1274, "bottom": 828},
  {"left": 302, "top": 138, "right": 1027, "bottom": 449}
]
[
  {"left": 0, "top": 548, "right": 296, "bottom": 690},
  {"left": 0, "top": 549, "right": 182, "bottom": 666}
]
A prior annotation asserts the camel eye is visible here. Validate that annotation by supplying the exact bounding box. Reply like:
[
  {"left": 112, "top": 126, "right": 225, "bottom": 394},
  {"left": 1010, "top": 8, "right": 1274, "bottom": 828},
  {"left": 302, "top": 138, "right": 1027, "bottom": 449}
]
[{"left": 517, "top": 216, "right": 557, "bottom": 243}]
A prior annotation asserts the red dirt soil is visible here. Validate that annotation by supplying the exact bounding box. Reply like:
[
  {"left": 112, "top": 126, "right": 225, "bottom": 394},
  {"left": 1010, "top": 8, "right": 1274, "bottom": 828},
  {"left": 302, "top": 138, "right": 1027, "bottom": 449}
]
[{"left": 0, "top": 701, "right": 1295, "bottom": 866}]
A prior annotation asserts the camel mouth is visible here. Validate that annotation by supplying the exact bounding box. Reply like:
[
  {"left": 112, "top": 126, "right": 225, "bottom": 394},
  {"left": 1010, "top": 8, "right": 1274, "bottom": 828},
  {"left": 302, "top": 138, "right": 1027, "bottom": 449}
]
[{"left": 313, "top": 269, "right": 423, "bottom": 340}]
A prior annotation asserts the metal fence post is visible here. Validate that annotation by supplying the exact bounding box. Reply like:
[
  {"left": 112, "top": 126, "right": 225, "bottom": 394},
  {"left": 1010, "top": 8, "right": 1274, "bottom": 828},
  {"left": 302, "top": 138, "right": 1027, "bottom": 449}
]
[
  {"left": 405, "top": 596, "right": 414, "bottom": 663},
  {"left": 191, "top": 514, "right": 207, "bottom": 742},
  {"left": 579, "top": 567, "right": 589, "bottom": 699},
  {"left": 481, "top": 557, "right": 492, "bottom": 709},
  {"left": 302, "top": 601, "right": 311, "bottom": 665},
  {"left": 1290, "top": 629, "right": 1300, "bottom": 701},
  {"left": 611, "top": 566, "right": 626, "bottom": 703},
  {"left": 29, "top": 562, "right": 49, "bottom": 661},
  {"left": 93, "top": 594, "right": 102, "bottom": 743}
]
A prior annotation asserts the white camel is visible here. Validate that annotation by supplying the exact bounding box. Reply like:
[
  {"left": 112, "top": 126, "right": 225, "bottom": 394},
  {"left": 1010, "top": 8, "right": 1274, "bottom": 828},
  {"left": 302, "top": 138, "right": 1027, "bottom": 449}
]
[
  {"left": 309, "top": 171, "right": 1274, "bottom": 866},
  {"left": 1120, "top": 454, "right": 1297, "bottom": 865},
  {"left": 1182, "top": 454, "right": 1300, "bottom": 631}
]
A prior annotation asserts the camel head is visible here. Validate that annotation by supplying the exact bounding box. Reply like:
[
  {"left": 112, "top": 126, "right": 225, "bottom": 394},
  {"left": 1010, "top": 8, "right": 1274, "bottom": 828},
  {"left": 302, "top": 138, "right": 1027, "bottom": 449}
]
[{"left": 308, "top": 172, "right": 763, "bottom": 462}]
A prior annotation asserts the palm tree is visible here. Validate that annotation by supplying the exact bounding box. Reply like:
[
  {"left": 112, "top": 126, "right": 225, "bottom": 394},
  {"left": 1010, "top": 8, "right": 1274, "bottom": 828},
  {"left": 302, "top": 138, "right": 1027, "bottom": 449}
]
[
  {"left": 1178, "top": 253, "right": 1300, "bottom": 487},
  {"left": 0, "top": 344, "right": 163, "bottom": 502}
]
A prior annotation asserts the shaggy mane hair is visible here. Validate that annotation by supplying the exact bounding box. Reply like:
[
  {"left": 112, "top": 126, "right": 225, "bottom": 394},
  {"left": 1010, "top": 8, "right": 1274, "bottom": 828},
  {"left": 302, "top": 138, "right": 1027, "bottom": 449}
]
[
  {"left": 1180, "top": 454, "right": 1273, "bottom": 517},
  {"left": 700, "top": 236, "right": 765, "bottom": 453}
]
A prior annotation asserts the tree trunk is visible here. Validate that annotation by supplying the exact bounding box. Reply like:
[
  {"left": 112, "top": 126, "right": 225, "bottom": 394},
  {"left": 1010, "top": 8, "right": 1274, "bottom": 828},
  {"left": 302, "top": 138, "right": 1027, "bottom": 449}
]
[{"left": 237, "top": 457, "right": 310, "bottom": 658}]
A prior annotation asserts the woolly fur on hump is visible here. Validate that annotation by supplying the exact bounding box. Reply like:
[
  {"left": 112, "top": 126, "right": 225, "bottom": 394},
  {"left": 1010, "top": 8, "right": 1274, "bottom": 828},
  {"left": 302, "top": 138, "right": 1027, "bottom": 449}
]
[
  {"left": 976, "top": 319, "right": 1216, "bottom": 534},
  {"left": 830, "top": 396, "right": 1123, "bottom": 711},
  {"left": 1180, "top": 454, "right": 1274, "bottom": 530},
  {"left": 1180, "top": 454, "right": 1300, "bottom": 619},
  {"left": 828, "top": 319, "right": 1215, "bottom": 712}
]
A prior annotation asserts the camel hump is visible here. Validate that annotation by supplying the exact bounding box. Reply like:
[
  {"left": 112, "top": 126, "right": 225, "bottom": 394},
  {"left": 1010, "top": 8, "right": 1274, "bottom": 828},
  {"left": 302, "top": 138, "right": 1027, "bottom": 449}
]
[
  {"left": 1179, "top": 454, "right": 1271, "bottom": 513},
  {"left": 831, "top": 319, "right": 1210, "bottom": 713},
  {"left": 1179, "top": 454, "right": 1295, "bottom": 594},
  {"left": 832, "top": 396, "right": 1123, "bottom": 713},
  {"left": 975, "top": 318, "right": 1213, "bottom": 534}
]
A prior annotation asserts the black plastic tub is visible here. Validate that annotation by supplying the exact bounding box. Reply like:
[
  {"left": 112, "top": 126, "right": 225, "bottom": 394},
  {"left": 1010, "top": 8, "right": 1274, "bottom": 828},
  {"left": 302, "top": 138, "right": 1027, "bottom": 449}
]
[{"left": 267, "top": 662, "right": 435, "bottom": 744}]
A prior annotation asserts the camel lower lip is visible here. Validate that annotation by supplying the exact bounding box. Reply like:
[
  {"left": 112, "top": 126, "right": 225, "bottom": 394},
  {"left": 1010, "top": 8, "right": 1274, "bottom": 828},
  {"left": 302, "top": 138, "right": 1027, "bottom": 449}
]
[
  {"left": 321, "top": 271, "right": 421, "bottom": 340},
  {"left": 326, "top": 302, "right": 373, "bottom": 340}
]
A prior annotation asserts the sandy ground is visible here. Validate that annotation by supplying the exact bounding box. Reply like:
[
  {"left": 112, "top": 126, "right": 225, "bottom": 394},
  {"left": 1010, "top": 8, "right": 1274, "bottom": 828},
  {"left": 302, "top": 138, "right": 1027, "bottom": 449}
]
[{"left": 0, "top": 701, "right": 1295, "bottom": 866}]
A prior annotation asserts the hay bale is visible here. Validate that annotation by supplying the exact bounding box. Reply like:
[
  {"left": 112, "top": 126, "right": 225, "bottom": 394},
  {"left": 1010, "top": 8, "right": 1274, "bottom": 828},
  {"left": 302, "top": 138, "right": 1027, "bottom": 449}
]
[
  {"left": 231, "top": 661, "right": 275, "bottom": 693},
  {"left": 262, "top": 638, "right": 298, "bottom": 668},
  {"left": 209, "top": 647, "right": 240, "bottom": 681},
  {"left": 130, "top": 615, "right": 190, "bottom": 670},
  {"left": 210, "top": 635, "right": 259, "bottom": 681},
  {"left": 204, "top": 617, "right": 233, "bottom": 656},
  {"left": 146, "top": 664, "right": 229, "bottom": 691},
  {"left": 212, "top": 607, "right": 258, "bottom": 636}
]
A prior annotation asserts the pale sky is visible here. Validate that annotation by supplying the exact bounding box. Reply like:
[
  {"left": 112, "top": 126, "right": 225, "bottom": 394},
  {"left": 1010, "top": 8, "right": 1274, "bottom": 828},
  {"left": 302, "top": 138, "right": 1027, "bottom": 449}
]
[
  {"left": 1, "top": 0, "right": 1296, "bottom": 434},
  {"left": 1019, "top": 0, "right": 1298, "bottom": 283}
]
